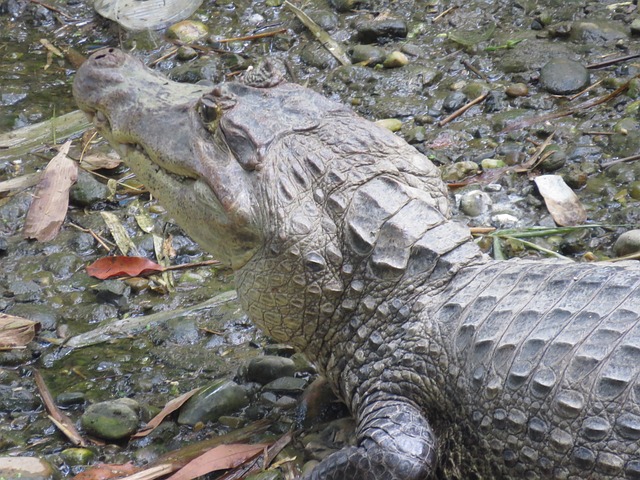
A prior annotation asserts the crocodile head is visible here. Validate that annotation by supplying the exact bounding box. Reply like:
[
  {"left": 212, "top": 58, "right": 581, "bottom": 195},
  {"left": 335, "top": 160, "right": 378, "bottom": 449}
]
[{"left": 73, "top": 48, "right": 455, "bottom": 349}]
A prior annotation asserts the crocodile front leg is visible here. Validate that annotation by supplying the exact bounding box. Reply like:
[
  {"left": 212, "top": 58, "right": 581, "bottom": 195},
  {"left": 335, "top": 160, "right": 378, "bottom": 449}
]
[{"left": 304, "top": 394, "right": 437, "bottom": 480}]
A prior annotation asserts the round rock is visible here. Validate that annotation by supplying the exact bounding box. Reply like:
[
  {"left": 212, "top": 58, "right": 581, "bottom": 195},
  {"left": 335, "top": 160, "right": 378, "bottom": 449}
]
[
  {"left": 614, "top": 229, "right": 640, "bottom": 257},
  {"left": 177, "top": 379, "right": 249, "bottom": 426},
  {"left": 540, "top": 58, "right": 589, "bottom": 95},
  {"left": 246, "top": 355, "right": 297, "bottom": 384},
  {"left": 80, "top": 399, "right": 140, "bottom": 441},
  {"left": 460, "top": 190, "right": 493, "bottom": 217}
]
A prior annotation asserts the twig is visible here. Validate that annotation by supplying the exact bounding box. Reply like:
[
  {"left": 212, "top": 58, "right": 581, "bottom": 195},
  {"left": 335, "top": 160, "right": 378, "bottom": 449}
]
[
  {"left": 68, "top": 222, "right": 113, "bottom": 252},
  {"left": 601, "top": 153, "right": 640, "bottom": 168},
  {"left": 163, "top": 259, "right": 221, "bottom": 272},
  {"left": 438, "top": 91, "right": 489, "bottom": 127},
  {"left": 433, "top": 6, "right": 458, "bottom": 22},
  {"left": 148, "top": 47, "right": 179, "bottom": 67},
  {"left": 284, "top": 1, "right": 351, "bottom": 66},
  {"left": 29, "top": 0, "right": 73, "bottom": 19},
  {"left": 587, "top": 53, "right": 640, "bottom": 69},
  {"left": 609, "top": 251, "right": 640, "bottom": 262},
  {"left": 461, "top": 60, "right": 487, "bottom": 80},
  {"left": 501, "top": 74, "right": 640, "bottom": 132},
  {"left": 216, "top": 28, "right": 287, "bottom": 43},
  {"left": 567, "top": 78, "right": 603, "bottom": 101}
]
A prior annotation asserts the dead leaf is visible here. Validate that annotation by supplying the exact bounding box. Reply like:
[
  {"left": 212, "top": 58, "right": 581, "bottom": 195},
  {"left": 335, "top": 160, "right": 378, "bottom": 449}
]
[
  {"left": 71, "top": 462, "right": 140, "bottom": 480},
  {"left": 132, "top": 388, "right": 202, "bottom": 438},
  {"left": 80, "top": 153, "right": 121, "bottom": 171},
  {"left": 0, "top": 314, "right": 40, "bottom": 348},
  {"left": 100, "top": 211, "right": 139, "bottom": 256},
  {"left": 34, "top": 369, "right": 88, "bottom": 446},
  {"left": 86, "top": 256, "right": 165, "bottom": 279},
  {"left": 166, "top": 444, "right": 268, "bottom": 480},
  {"left": 534, "top": 175, "right": 587, "bottom": 226},
  {"left": 23, "top": 140, "right": 78, "bottom": 241}
]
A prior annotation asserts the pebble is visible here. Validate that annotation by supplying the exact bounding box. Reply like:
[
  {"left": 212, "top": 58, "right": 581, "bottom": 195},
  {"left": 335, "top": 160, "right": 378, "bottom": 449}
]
[
  {"left": 441, "top": 161, "right": 479, "bottom": 182},
  {"left": 246, "top": 356, "right": 297, "bottom": 384},
  {"left": 459, "top": 190, "right": 493, "bottom": 217},
  {"left": 166, "top": 20, "right": 209, "bottom": 43},
  {"left": 70, "top": 170, "right": 109, "bottom": 206},
  {"left": 570, "top": 21, "right": 628, "bottom": 45},
  {"left": 505, "top": 83, "right": 529, "bottom": 97},
  {"left": 356, "top": 16, "right": 407, "bottom": 43},
  {"left": 81, "top": 399, "right": 140, "bottom": 441},
  {"left": 0, "top": 456, "right": 55, "bottom": 480},
  {"left": 613, "top": 230, "right": 640, "bottom": 257},
  {"left": 442, "top": 91, "right": 467, "bottom": 112},
  {"left": 263, "top": 376, "right": 308, "bottom": 393},
  {"left": 383, "top": 51, "right": 409, "bottom": 68},
  {"left": 539, "top": 58, "right": 589, "bottom": 95},
  {"left": 375, "top": 118, "right": 403, "bottom": 132},
  {"left": 177, "top": 379, "right": 249, "bottom": 425},
  {"left": 349, "top": 45, "right": 386, "bottom": 65},
  {"left": 60, "top": 448, "right": 95, "bottom": 465}
]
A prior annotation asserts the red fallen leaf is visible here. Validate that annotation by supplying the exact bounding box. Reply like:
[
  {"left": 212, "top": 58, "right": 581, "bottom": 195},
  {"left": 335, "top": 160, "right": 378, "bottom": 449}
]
[
  {"left": 132, "top": 387, "right": 202, "bottom": 438},
  {"left": 71, "top": 462, "right": 139, "bottom": 480},
  {"left": 86, "top": 256, "right": 165, "bottom": 279},
  {"left": 166, "top": 443, "right": 268, "bottom": 480}
]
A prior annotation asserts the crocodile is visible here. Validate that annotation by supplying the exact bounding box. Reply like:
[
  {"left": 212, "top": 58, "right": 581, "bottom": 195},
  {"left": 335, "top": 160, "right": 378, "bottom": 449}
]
[{"left": 73, "top": 48, "right": 640, "bottom": 480}]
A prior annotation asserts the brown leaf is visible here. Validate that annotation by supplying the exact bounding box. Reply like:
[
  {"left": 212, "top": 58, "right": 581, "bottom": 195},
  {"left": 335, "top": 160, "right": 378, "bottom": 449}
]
[
  {"left": 132, "top": 387, "right": 202, "bottom": 438},
  {"left": 23, "top": 140, "right": 78, "bottom": 241},
  {"left": 166, "top": 444, "right": 268, "bottom": 480},
  {"left": 86, "top": 256, "right": 165, "bottom": 279},
  {"left": 80, "top": 153, "right": 122, "bottom": 171},
  {"left": 71, "top": 462, "right": 140, "bottom": 480},
  {"left": 34, "top": 369, "right": 88, "bottom": 447},
  {"left": 0, "top": 314, "right": 40, "bottom": 348}
]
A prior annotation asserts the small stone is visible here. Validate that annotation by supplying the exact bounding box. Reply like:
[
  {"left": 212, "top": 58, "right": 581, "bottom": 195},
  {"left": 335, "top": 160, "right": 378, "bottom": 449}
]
[
  {"left": 60, "top": 448, "right": 95, "bottom": 466},
  {"left": 491, "top": 213, "right": 519, "bottom": 229},
  {"left": 570, "top": 21, "right": 628, "bottom": 45},
  {"left": 632, "top": 18, "right": 640, "bottom": 36},
  {"left": 176, "top": 46, "right": 198, "bottom": 61},
  {"left": 459, "top": 190, "right": 493, "bottom": 217},
  {"left": 70, "top": 170, "right": 109, "bottom": 206},
  {"left": 505, "top": 83, "right": 529, "bottom": 97},
  {"left": 356, "top": 16, "right": 407, "bottom": 43},
  {"left": 442, "top": 91, "right": 467, "bottom": 112},
  {"left": 375, "top": 118, "right": 403, "bottom": 132},
  {"left": 614, "top": 230, "right": 640, "bottom": 257},
  {"left": 441, "top": 161, "right": 479, "bottom": 182},
  {"left": 0, "top": 456, "right": 55, "bottom": 480},
  {"left": 167, "top": 20, "right": 209, "bottom": 44},
  {"left": 56, "top": 392, "right": 86, "bottom": 407},
  {"left": 349, "top": 45, "right": 386, "bottom": 65},
  {"left": 81, "top": 400, "right": 140, "bottom": 441},
  {"left": 629, "top": 181, "right": 640, "bottom": 200},
  {"left": 540, "top": 58, "right": 590, "bottom": 95},
  {"left": 383, "top": 51, "right": 409, "bottom": 68},
  {"left": 481, "top": 158, "right": 506, "bottom": 169},
  {"left": 246, "top": 356, "right": 297, "bottom": 384},
  {"left": 263, "top": 376, "right": 308, "bottom": 393},
  {"left": 178, "top": 379, "right": 249, "bottom": 425},
  {"left": 540, "top": 145, "right": 566, "bottom": 172}
]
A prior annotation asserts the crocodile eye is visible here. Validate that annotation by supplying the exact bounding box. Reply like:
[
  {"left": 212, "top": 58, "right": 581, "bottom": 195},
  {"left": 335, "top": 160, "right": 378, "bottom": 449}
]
[{"left": 198, "top": 94, "right": 223, "bottom": 131}]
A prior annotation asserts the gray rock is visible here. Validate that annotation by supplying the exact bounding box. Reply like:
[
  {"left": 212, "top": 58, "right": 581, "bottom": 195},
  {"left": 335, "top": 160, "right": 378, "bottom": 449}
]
[
  {"left": 614, "top": 230, "right": 640, "bottom": 257},
  {"left": 246, "top": 356, "right": 297, "bottom": 384},
  {"left": 540, "top": 58, "right": 589, "bottom": 95},
  {"left": 70, "top": 170, "right": 109, "bottom": 206},
  {"left": 355, "top": 15, "right": 407, "bottom": 43},
  {"left": 442, "top": 91, "right": 467, "bottom": 112},
  {"left": 177, "top": 379, "right": 249, "bottom": 425},
  {"left": 349, "top": 45, "right": 386, "bottom": 65},
  {"left": 0, "top": 456, "right": 55, "bottom": 480},
  {"left": 81, "top": 399, "right": 140, "bottom": 440},
  {"left": 459, "top": 190, "right": 492, "bottom": 217},
  {"left": 570, "top": 21, "right": 628, "bottom": 45},
  {"left": 263, "top": 376, "right": 308, "bottom": 393}
]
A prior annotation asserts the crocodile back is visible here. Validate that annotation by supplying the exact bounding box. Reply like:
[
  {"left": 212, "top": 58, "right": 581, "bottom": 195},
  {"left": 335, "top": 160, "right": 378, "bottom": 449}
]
[{"left": 433, "top": 260, "right": 640, "bottom": 478}]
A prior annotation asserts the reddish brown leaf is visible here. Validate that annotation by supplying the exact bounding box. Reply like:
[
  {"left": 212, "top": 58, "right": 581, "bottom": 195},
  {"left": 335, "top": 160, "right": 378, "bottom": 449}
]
[
  {"left": 71, "top": 462, "right": 140, "bottom": 480},
  {"left": 132, "top": 387, "right": 202, "bottom": 438},
  {"left": 0, "top": 314, "right": 40, "bottom": 348},
  {"left": 23, "top": 140, "right": 78, "bottom": 242},
  {"left": 166, "top": 444, "right": 268, "bottom": 480},
  {"left": 34, "top": 369, "right": 88, "bottom": 447},
  {"left": 86, "top": 256, "right": 165, "bottom": 279}
]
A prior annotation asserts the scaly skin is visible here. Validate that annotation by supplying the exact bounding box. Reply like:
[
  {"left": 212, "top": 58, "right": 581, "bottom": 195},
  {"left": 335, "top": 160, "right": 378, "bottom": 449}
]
[{"left": 73, "top": 48, "right": 640, "bottom": 479}]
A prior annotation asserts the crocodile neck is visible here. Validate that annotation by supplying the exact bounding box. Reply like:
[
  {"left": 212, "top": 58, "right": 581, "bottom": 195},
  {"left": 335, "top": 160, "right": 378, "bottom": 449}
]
[{"left": 234, "top": 123, "right": 488, "bottom": 377}]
